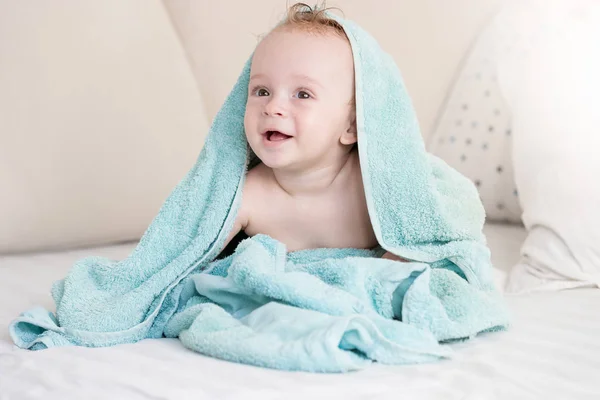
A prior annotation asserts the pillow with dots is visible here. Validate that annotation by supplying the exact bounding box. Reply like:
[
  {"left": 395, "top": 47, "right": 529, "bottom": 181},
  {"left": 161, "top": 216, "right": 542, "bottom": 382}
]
[{"left": 427, "top": 3, "right": 525, "bottom": 224}]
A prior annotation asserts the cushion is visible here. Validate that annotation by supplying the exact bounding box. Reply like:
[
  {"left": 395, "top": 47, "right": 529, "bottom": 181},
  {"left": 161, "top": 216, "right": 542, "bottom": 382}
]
[
  {"left": 427, "top": 4, "right": 522, "bottom": 223},
  {"left": 497, "top": 0, "right": 600, "bottom": 292}
]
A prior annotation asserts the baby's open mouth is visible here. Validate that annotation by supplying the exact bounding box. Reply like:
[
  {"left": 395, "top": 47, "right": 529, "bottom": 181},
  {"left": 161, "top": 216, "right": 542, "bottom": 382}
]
[{"left": 266, "top": 131, "right": 292, "bottom": 141}]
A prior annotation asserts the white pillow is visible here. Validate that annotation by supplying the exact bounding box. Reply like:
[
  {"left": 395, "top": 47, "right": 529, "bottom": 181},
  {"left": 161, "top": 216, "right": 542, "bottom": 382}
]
[
  {"left": 498, "top": 0, "right": 600, "bottom": 293},
  {"left": 428, "top": 5, "right": 522, "bottom": 223}
]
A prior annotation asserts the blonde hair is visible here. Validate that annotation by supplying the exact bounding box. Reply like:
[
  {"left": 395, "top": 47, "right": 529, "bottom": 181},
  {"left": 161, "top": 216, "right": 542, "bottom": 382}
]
[{"left": 280, "top": 2, "right": 346, "bottom": 38}]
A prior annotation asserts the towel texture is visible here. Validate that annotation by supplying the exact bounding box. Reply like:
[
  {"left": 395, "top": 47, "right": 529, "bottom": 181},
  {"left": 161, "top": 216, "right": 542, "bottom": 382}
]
[{"left": 9, "top": 11, "right": 509, "bottom": 372}]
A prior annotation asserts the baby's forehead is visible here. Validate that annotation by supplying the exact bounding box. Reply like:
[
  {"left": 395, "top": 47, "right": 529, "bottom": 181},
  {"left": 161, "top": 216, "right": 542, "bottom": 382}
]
[
  {"left": 254, "top": 31, "right": 353, "bottom": 72},
  {"left": 258, "top": 27, "right": 352, "bottom": 57},
  {"left": 249, "top": 28, "right": 355, "bottom": 92}
]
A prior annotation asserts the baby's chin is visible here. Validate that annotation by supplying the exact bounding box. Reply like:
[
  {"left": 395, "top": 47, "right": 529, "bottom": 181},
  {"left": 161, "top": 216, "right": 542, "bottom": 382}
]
[
  {"left": 256, "top": 154, "right": 294, "bottom": 171},
  {"left": 253, "top": 149, "right": 305, "bottom": 172}
]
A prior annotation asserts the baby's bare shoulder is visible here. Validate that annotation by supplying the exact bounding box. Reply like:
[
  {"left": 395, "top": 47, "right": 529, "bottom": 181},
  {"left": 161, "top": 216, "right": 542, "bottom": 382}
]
[
  {"left": 221, "top": 165, "right": 270, "bottom": 250},
  {"left": 244, "top": 163, "right": 272, "bottom": 198},
  {"left": 240, "top": 163, "right": 273, "bottom": 220}
]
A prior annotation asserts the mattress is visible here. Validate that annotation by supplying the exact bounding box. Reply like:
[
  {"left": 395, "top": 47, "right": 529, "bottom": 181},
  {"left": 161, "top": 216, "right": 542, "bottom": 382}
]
[{"left": 1, "top": 223, "right": 599, "bottom": 399}]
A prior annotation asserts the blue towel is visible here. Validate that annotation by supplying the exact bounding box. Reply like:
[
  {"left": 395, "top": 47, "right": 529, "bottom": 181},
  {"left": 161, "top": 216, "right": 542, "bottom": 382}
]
[{"left": 9, "top": 11, "right": 509, "bottom": 372}]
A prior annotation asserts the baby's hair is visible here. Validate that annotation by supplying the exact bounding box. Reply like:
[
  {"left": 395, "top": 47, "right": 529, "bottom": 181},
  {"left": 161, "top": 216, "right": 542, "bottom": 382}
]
[{"left": 280, "top": 2, "right": 346, "bottom": 38}]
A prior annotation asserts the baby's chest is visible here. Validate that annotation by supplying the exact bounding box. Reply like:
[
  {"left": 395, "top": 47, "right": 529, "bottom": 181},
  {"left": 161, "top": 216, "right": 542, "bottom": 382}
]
[{"left": 246, "top": 191, "right": 376, "bottom": 251}]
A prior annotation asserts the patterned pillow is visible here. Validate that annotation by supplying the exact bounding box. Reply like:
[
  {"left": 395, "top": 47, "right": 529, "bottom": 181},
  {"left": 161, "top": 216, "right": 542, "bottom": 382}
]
[{"left": 427, "top": 6, "right": 523, "bottom": 224}]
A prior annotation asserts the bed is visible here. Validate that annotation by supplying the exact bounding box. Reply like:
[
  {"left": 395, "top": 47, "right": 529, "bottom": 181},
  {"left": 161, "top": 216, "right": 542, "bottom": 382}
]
[{"left": 1, "top": 222, "right": 598, "bottom": 400}]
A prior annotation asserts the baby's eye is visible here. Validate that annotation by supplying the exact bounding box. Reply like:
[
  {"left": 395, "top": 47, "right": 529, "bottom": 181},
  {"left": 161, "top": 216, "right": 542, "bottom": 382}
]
[
  {"left": 256, "top": 88, "right": 269, "bottom": 97},
  {"left": 295, "top": 90, "right": 311, "bottom": 99}
]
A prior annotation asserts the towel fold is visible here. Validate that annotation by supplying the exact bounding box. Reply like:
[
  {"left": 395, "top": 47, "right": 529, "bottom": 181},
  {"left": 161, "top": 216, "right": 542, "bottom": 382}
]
[
  {"left": 12, "top": 234, "right": 508, "bottom": 372},
  {"left": 9, "top": 9, "right": 509, "bottom": 372}
]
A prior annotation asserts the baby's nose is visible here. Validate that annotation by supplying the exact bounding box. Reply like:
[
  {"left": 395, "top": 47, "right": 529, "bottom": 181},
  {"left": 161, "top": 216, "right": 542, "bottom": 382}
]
[{"left": 263, "top": 98, "right": 287, "bottom": 117}]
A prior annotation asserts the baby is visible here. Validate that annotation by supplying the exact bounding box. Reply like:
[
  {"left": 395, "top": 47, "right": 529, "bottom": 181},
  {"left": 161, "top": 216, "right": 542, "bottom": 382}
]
[{"left": 223, "top": 4, "right": 405, "bottom": 262}]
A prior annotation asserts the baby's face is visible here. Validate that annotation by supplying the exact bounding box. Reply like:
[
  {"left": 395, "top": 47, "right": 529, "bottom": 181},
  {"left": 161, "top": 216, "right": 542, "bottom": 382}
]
[{"left": 244, "top": 28, "right": 355, "bottom": 171}]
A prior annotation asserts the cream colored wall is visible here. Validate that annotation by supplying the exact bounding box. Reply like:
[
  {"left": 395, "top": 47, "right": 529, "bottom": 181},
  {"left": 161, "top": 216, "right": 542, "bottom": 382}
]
[{"left": 164, "top": 0, "right": 503, "bottom": 140}]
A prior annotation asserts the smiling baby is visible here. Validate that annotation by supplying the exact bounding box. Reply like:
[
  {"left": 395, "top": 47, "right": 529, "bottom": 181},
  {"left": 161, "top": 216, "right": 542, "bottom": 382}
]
[{"left": 222, "top": 3, "right": 405, "bottom": 262}]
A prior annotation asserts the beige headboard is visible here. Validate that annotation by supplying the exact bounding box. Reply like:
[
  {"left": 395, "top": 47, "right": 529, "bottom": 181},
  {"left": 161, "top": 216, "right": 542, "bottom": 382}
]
[
  {"left": 0, "top": 0, "right": 208, "bottom": 254},
  {"left": 0, "top": 0, "right": 501, "bottom": 254}
]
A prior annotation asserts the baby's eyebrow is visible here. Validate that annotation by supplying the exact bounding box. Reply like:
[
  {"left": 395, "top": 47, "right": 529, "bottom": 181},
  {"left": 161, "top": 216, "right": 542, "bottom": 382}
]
[
  {"left": 248, "top": 73, "right": 323, "bottom": 89},
  {"left": 291, "top": 74, "right": 324, "bottom": 88},
  {"left": 249, "top": 73, "right": 266, "bottom": 81}
]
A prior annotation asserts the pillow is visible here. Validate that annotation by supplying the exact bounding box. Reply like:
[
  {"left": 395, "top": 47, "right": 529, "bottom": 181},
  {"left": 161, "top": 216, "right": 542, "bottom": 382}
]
[
  {"left": 498, "top": 0, "right": 600, "bottom": 293},
  {"left": 427, "top": 5, "right": 522, "bottom": 224}
]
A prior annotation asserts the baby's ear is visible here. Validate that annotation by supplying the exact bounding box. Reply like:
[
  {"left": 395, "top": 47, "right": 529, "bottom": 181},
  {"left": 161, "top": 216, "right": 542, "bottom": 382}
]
[{"left": 340, "top": 117, "right": 357, "bottom": 145}]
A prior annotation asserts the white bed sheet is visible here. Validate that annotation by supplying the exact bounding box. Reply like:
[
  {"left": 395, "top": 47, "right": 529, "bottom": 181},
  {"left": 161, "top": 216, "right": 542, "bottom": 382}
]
[{"left": 1, "top": 223, "right": 599, "bottom": 400}]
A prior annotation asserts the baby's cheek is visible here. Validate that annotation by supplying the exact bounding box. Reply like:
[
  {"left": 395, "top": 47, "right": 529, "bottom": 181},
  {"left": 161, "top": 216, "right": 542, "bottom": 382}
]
[
  {"left": 243, "top": 108, "right": 258, "bottom": 132},
  {"left": 300, "top": 105, "right": 332, "bottom": 129}
]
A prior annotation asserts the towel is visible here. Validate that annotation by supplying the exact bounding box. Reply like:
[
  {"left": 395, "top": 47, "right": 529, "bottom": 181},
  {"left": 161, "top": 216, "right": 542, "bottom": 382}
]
[{"left": 9, "top": 11, "right": 509, "bottom": 372}]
